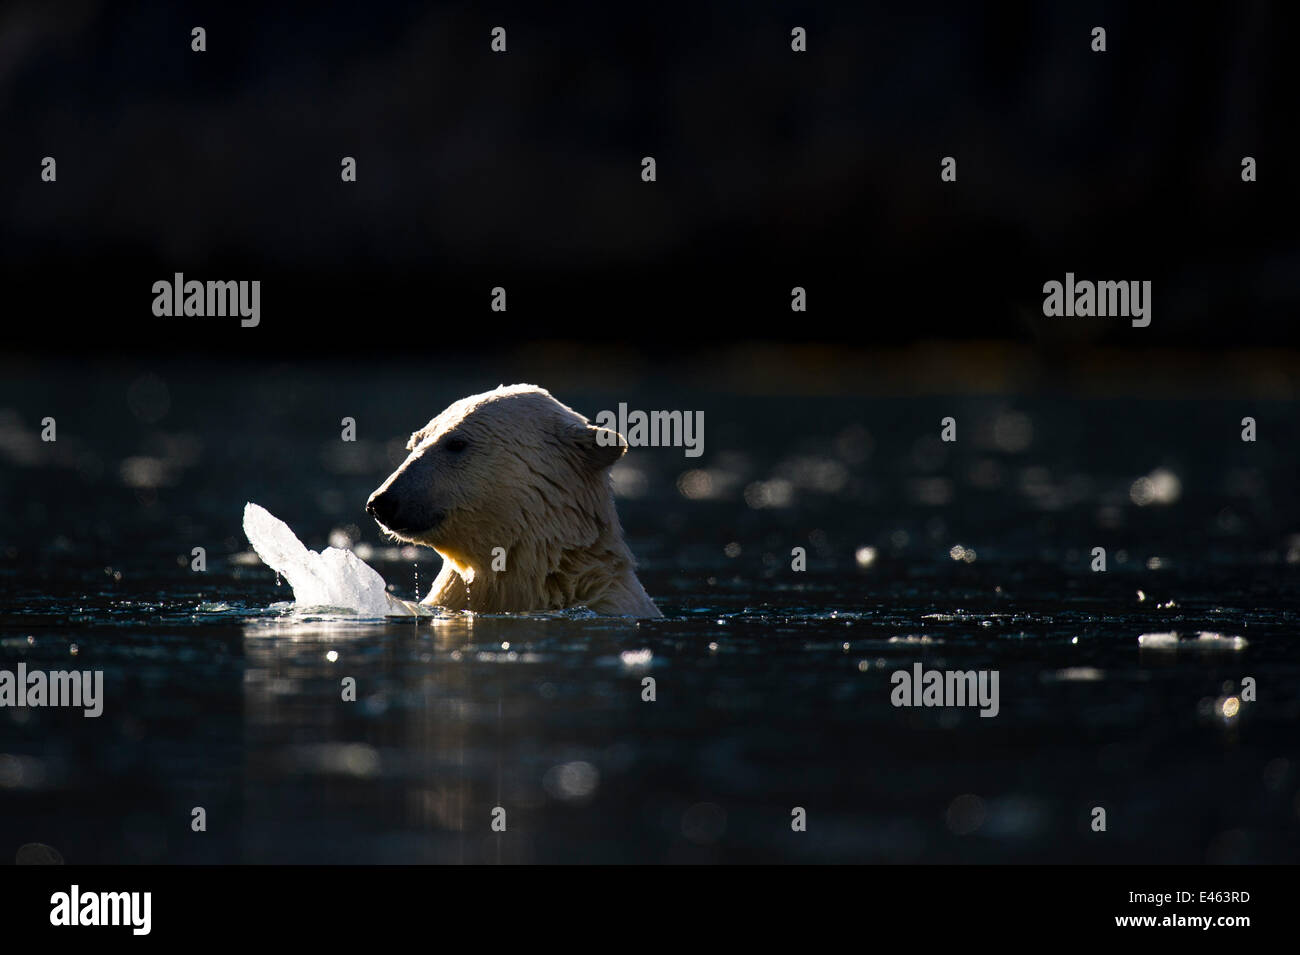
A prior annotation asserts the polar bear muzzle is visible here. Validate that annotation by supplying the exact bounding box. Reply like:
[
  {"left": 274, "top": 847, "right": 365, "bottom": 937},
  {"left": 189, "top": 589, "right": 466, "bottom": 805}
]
[{"left": 366, "top": 455, "right": 446, "bottom": 537}]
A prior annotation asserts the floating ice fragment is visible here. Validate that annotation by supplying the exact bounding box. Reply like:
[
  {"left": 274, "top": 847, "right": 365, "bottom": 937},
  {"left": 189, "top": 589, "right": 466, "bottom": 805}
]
[
  {"left": 1194, "top": 632, "right": 1248, "bottom": 650},
  {"left": 1137, "top": 632, "right": 1180, "bottom": 648},
  {"left": 1137, "top": 631, "right": 1247, "bottom": 651},
  {"left": 620, "top": 648, "right": 653, "bottom": 668},
  {"left": 242, "top": 503, "right": 414, "bottom": 617},
  {"left": 1049, "top": 667, "right": 1104, "bottom": 681}
]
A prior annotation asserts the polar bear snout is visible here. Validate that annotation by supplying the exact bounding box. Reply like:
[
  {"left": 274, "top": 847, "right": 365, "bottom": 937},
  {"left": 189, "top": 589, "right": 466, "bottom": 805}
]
[
  {"left": 365, "top": 488, "right": 399, "bottom": 526},
  {"left": 366, "top": 461, "right": 446, "bottom": 538},
  {"left": 366, "top": 487, "right": 445, "bottom": 537}
]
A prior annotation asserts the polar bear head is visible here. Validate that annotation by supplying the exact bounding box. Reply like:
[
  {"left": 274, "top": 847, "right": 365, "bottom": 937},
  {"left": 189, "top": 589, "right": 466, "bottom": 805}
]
[{"left": 366, "top": 384, "right": 627, "bottom": 570}]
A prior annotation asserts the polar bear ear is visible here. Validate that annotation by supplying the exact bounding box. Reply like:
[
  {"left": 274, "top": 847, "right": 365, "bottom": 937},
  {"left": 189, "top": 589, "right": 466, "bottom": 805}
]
[{"left": 570, "top": 423, "right": 626, "bottom": 470}]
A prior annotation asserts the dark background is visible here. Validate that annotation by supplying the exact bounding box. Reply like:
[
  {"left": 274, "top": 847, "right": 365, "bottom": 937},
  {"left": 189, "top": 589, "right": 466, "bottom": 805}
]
[{"left": 0, "top": 0, "right": 1295, "bottom": 358}]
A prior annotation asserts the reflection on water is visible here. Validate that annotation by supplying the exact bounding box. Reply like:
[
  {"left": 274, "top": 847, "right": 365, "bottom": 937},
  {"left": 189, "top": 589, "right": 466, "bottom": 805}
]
[{"left": 0, "top": 364, "right": 1298, "bottom": 862}]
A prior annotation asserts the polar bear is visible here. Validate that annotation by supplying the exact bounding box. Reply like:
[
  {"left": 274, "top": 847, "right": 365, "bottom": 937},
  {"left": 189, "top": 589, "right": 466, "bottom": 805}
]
[{"left": 366, "top": 385, "right": 661, "bottom": 618}]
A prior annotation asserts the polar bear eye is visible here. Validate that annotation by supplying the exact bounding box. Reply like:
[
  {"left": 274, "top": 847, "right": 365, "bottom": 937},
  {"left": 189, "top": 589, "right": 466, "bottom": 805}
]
[{"left": 443, "top": 436, "right": 469, "bottom": 453}]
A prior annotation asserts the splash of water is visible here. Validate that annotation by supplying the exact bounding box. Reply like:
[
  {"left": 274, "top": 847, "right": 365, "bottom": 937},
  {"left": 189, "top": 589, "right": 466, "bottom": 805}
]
[{"left": 242, "top": 503, "right": 416, "bottom": 617}]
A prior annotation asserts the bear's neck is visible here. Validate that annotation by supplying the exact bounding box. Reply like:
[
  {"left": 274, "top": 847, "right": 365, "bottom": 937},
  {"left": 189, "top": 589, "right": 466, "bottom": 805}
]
[{"left": 423, "top": 496, "right": 650, "bottom": 615}]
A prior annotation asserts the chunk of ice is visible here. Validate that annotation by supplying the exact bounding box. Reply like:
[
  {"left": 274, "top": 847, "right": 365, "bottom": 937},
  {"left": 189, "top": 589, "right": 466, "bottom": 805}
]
[
  {"left": 242, "top": 503, "right": 413, "bottom": 617},
  {"left": 1135, "top": 631, "right": 1248, "bottom": 651},
  {"left": 1137, "top": 631, "right": 1179, "bottom": 648},
  {"left": 1194, "top": 632, "right": 1248, "bottom": 650}
]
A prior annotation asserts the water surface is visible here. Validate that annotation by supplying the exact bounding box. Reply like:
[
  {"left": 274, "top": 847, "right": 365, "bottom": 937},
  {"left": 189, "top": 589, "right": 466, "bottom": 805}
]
[{"left": 1, "top": 364, "right": 1296, "bottom": 862}]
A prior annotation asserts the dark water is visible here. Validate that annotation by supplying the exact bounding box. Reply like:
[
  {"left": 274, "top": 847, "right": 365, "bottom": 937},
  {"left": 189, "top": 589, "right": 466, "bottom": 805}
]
[{"left": 1, "top": 361, "right": 1297, "bottom": 863}]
